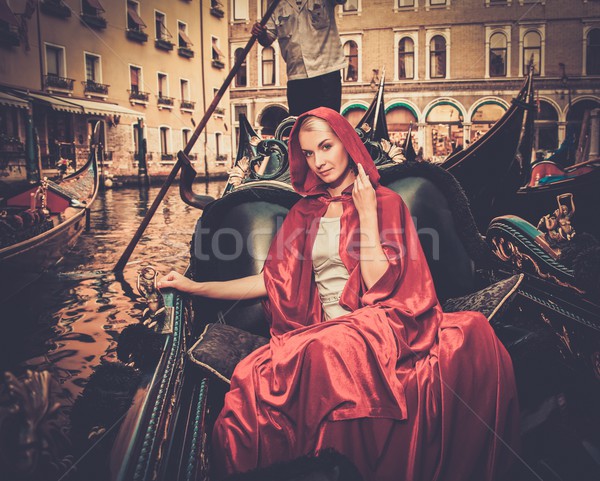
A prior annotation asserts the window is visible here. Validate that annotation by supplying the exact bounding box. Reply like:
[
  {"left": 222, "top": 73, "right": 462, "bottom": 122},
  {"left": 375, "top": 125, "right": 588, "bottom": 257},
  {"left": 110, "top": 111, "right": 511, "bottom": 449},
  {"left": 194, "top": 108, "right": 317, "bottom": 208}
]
[
  {"left": 212, "top": 36, "right": 225, "bottom": 67},
  {"left": 522, "top": 30, "right": 541, "bottom": 75},
  {"left": 234, "top": 47, "right": 247, "bottom": 87},
  {"left": 397, "top": 0, "right": 415, "bottom": 6},
  {"left": 180, "top": 79, "right": 189, "bottom": 100},
  {"left": 343, "top": 0, "right": 359, "bottom": 12},
  {"left": 157, "top": 73, "right": 168, "bottom": 97},
  {"left": 535, "top": 100, "right": 559, "bottom": 151},
  {"left": 155, "top": 11, "right": 169, "bottom": 40},
  {"left": 127, "top": 1, "right": 145, "bottom": 31},
  {"left": 84, "top": 53, "right": 100, "bottom": 81},
  {"left": 45, "top": 45, "right": 64, "bottom": 77},
  {"left": 398, "top": 37, "right": 414, "bottom": 79},
  {"left": 215, "top": 132, "right": 222, "bottom": 158},
  {"left": 586, "top": 28, "right": 600, "bottom": 75},
  {"left": 430, "top": 35, "right": 446, "bottom": 78},
  {"left": 130, "top": 65, "right": 141, "bottom": 92},
  {"left": 489, "top": 33, "right": 507, "bottom": 77},
  {"left": 262, "top": 46, "right": 275, "bottom": 86},
  {"left": 82, "top": 0, "right": 104, "bottom": 17},
  {"left": 178, "top": 21, "right": 192, "bottom": 48},
  {"left": 343, "top": 41, "right": 358, "bottom": 82},
  {"left": 429, "top": 0, "right": 447, "bottom": 5},
  {"left": 233, "top": 0, "right": 249, "bottom": 20},
  {"left": 182, "top": 128, "right": 191, "bottom": 149},
  {"left": 160, "top": 126, "right": 170, "bottom": 155}
]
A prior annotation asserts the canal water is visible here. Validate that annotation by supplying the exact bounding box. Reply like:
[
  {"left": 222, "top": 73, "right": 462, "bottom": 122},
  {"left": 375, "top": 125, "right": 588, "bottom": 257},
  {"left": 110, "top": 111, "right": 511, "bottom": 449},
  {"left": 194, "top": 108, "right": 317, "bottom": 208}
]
[{"left": 0, "top": 180, "right": 226, "bottom": 480}]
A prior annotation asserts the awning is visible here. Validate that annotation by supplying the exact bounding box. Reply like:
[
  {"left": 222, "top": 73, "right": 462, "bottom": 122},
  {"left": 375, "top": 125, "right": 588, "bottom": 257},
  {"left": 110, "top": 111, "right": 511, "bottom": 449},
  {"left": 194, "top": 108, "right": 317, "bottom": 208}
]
[
  {"left": 84, "top": 0, "right": 105, "bottom": 13},
  {"left": 179, "top": 29, "right": 193, "bottom": 47},
  {"left": 24, "top": 92, "right": 143, "bottom": 118},
  {"left": 0, "top": 0, "right": 19, "bottom": 27},
  {"left": 127, "top": 6, "right": 146, "bottom": 27},
  {"left": 0, "top": 91, "right": 29, "bottom": 109}
]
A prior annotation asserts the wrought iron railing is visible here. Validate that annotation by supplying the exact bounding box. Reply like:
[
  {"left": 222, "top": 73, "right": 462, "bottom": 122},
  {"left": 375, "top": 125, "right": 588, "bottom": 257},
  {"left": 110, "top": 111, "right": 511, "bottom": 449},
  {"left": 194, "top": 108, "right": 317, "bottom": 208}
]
[
  {"left": 157, "top": 96, "right": 174, "bottom": 107},
  {"left": 44, "top": 74, "right": 74, "bottom": 91},
  {"left": 83, "top": 80, "right": 109, "bottom": 95},
  {"left": 128, "top": 90, "right": 150, "bottom": 102},
  {"left": 180, "top": 100, "right": 195, "bottom": 110}
]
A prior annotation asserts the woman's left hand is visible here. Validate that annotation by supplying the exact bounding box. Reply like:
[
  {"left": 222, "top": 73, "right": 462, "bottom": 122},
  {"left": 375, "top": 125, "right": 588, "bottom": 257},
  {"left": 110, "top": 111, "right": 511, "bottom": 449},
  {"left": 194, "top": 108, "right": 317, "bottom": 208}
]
[{"left": 352, "top": 163, "right": 377, "bottom": 217}]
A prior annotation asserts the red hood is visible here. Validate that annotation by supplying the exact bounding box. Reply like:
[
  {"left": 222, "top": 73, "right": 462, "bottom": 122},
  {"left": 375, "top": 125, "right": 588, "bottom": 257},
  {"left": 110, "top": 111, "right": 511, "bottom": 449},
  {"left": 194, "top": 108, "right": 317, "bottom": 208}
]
[{"left": 288, "top": 107, "right": 380, "bottom": 196}]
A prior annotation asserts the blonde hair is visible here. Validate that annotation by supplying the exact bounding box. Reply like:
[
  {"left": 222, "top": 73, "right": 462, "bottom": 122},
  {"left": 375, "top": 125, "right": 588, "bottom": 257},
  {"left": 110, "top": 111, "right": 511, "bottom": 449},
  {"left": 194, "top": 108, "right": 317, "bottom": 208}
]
[{"left": 298, "top": 116, "right": 335, "bottom": 135}]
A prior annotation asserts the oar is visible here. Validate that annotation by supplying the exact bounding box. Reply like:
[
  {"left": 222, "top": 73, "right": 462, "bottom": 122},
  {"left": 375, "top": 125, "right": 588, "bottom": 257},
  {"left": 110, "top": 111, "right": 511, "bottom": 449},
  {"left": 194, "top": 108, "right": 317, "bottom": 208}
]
[{"left": 114, "top": 0, "right": 283, "bottom": 273}]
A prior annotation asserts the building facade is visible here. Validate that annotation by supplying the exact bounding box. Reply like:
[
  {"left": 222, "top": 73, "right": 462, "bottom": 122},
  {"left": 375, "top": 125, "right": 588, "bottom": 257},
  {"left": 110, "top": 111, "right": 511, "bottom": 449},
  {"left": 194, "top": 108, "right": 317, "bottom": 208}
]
[
  {"left": 0, "top": 0, "right": 232, "bottom": 183},
  {"left": 228, "top": 0, "right": 600, "bottom": 161}
]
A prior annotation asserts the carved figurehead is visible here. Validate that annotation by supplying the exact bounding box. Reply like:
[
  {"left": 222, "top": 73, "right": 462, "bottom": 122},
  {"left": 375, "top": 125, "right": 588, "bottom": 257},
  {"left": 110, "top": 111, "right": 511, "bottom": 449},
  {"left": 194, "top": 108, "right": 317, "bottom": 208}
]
[{"left": 537, "top": 193, "right": 577, "bottom": 244}]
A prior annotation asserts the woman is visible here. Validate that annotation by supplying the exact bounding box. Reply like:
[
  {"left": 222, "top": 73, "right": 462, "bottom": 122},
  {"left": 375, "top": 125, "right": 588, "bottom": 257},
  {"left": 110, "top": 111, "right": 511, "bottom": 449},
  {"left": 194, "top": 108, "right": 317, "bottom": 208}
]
[{"left": 159, "top": 108, "right": 519, "bottom": 480}]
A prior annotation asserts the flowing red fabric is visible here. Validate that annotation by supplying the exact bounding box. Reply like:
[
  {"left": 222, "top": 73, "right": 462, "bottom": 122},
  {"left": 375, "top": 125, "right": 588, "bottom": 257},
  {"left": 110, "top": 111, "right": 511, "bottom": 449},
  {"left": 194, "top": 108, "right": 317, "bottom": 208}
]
[{"left": 212, "top": 107, "right": 519, "bottom": 480}]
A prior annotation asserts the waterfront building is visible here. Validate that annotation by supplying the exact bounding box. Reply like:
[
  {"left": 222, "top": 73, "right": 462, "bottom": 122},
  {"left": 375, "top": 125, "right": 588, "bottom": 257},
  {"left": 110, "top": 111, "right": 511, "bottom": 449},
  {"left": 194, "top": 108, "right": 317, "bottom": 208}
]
[
  {"left": 0, "top": 0, "right": 231, "bottom": 183},
  {"left": 228, "top": 0, "right": 600, "bottom": 161}
]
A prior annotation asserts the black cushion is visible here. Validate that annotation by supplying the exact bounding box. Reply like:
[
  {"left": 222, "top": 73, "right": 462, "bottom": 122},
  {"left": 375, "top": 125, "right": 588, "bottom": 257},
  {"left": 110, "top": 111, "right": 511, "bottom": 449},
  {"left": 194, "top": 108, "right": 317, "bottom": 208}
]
[
  {"left": 442, "top": 274, "right": 524, "bottom": 323},
  {"left": 187, "top": 323, "right": 269, "bottom": 384}
]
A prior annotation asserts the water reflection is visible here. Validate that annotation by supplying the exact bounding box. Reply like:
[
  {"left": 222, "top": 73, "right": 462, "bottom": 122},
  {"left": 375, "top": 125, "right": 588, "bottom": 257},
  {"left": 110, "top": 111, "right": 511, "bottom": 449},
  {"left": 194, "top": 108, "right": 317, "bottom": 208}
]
[{"left": 0, "top": 180, "right": 226, "bottom": 478}]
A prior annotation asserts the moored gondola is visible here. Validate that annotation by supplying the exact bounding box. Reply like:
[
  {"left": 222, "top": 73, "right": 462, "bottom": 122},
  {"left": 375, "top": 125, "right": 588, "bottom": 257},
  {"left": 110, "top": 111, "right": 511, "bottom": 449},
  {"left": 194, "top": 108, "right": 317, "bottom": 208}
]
[{"left": 0, "top": 143, "right": 99, "bottom": 302}]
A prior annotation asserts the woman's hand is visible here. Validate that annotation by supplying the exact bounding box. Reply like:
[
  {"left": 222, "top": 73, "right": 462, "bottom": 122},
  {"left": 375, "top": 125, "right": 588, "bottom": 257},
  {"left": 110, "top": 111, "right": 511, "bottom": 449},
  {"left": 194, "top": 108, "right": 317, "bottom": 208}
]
[
  {"left": 157, "top": 271, "right": 198, "bottom": 294},
  {"left": 352, "top": 163, "right": 377, "bottom": 218}
]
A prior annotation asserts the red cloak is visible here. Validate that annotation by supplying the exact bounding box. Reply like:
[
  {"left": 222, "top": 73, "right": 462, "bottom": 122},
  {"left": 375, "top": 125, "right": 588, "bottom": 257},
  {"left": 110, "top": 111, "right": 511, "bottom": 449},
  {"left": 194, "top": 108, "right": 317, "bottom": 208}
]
[{"left": 212, "top": 107, "right": 519, "bottom": 480}]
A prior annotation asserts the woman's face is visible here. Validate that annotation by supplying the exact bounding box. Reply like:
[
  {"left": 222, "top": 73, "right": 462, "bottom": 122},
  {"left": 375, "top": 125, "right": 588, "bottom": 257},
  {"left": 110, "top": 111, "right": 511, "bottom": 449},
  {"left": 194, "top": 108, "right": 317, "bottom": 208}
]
[{"left": 298, "top": 128, "right": 355, "bottom": 191}]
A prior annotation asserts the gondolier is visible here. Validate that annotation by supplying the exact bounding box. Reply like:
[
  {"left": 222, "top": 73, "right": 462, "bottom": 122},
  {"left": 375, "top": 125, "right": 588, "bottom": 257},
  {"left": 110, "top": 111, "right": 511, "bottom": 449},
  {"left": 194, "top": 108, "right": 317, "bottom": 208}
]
[{"left": 252, "top": 0, "right": 347, "bottom": 116}]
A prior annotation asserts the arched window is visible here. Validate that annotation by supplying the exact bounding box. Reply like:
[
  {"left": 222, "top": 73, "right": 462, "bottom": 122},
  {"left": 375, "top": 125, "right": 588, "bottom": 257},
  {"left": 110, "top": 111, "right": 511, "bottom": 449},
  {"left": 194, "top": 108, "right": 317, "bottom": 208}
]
[
  {"left": 398, "top": 37, "right": 414, "bottom": 79},
  {"left": 471, "top": 102, "right": 506, "bottom": 140},
  {"left": 535, "top": 101, "right": 559, "bottom": 151},
  {"left": 586, "top": 28, "right": 600, "bottom": 76},
  {"left": 430, "top": 35, "right": 446, "bottom": 79},
  {"left": 426, "top": 103, "right": 463, "bottom": 159},
  {"left": 523, "top": 31, "right": 541, "bottom": 76},
  {"left": 489, "top": 32, "right": 507, "bottom": 77},
  {"left": 386, "top": 105, "right": 418, "bottom": 147},
  {"left": 343, "top": 41, "right": 358, "bottom": 82},
  {"left": 262, "top": 47, "right": 275, "bottom": 86},
  {"left": 234, "top": 48, "right": 247, "bottom": 87},
  {"left": 343, "top": 106, "right": 367, "bottom": 127}
]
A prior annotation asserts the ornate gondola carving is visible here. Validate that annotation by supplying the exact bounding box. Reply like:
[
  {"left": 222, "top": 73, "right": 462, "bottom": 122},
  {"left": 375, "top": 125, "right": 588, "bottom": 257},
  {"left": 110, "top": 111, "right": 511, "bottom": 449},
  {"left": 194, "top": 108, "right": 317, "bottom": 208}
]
[{"left": 0, "top": 370, "right": 66, "bottom": 477}]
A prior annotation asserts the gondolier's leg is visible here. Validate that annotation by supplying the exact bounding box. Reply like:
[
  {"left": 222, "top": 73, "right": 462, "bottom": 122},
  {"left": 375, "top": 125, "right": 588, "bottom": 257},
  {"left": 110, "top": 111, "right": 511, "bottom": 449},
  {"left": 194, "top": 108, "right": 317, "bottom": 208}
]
[{"left": 287, "top": 71, "right": 342, "bottom": 116}]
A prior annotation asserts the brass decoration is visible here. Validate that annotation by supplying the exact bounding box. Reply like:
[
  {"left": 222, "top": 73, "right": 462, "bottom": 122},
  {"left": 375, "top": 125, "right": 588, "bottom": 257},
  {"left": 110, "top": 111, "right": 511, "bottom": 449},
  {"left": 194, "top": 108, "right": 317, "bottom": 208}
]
[
  {"left": 0, "top": 370, "right": 63, "bottom": 476},
  {"left": 491, "top": 236, "right": 585, "bottom": 294},
  {"left": 380, "top": 138, "right": 406, "bottom": 164},
  {"left": 226, "top": 155, "right": 250, "bottom": 188},
  {"left": 137, "top": 266, "right": 166, "bottom": 330},
  {"left": 537, "top": 193, "right": 576, "bottom": 244}
]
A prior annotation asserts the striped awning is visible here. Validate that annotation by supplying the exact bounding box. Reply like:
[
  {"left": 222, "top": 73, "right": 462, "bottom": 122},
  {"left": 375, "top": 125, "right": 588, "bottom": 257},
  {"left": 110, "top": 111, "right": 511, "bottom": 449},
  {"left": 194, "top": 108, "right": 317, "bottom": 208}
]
[
  {"left": 0, "top": 91, "right": 29, "bottom": 109},
  {"left": 24, "top": 91, "right": 143, "bottom": 118}
]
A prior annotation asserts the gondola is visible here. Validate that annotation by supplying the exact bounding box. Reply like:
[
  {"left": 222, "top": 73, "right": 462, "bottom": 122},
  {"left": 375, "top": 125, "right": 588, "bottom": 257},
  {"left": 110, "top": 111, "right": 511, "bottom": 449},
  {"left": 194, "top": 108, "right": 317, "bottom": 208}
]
[
  {"left": 88, "top": 87, "right": 597, "bottom": 480},
  {"left": 3, "top": 83, "right": 598, "bottom": 481},
  {"left": 508, "top": 117, "right": 600, "bottom": 240},
  {"left": 441, "top": 69, "right": 535, "bottom": 232},
  {"left": 0, "top": 144, "right": 99, "bottom": 303}
]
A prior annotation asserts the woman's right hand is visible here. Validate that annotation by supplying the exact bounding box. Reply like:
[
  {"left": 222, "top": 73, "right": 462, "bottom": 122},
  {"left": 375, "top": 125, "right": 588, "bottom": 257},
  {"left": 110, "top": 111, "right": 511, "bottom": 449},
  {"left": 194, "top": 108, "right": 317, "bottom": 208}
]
[{"left": 157, "top": 271, "right": 198, "bottom": 294}]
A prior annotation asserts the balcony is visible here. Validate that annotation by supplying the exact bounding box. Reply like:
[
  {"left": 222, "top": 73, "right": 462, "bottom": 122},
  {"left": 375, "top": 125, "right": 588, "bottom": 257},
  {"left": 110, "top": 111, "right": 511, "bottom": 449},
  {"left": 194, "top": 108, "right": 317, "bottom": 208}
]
[
  {"left": 180, "top": 100, "right": 195, "bottom": 111},
  {"left": 40, "top": 0, "right": 71, "bottom": 18},
  {"left": 214, "top": 107, "right": 225, "bottom": 116},
  {"left": 157, "top": 96, "right": 174, "bottom": 109},
  {"left": 83, "top": 80, "right": 109, "bottom": 97},
  {"left": 128, "top": 90, "right": 150, "bottom": 104},
  {"left": 126, "top": 29, "right": 148, "bottom": 43},
  {"left": 80, "top": 13, "right": 107, "bottom": 30},
  {"left": 0, "top": 27, "right": 19, "bottom": 48},
  {"left": 210, "top": 6, "right": 225, "bottom": 18},
  {"left": 212, "top": 59, "right": 225, "bottom": 69},
  {"left": 44, "top": 74, "right": 74, "bottom": 92},
  {"left": 178, "top": 46, "right": 194, "bottom": 59},
  {"left": 155, "top": 38, "right": 174, "bottom": 51}
]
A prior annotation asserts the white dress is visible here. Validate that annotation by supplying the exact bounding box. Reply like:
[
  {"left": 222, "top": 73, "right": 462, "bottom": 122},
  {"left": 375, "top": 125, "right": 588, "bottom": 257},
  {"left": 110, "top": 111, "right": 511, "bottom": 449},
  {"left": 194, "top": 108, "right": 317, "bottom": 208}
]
[{"left": 311, "top": 216, "right": 352, "bottom": 320}]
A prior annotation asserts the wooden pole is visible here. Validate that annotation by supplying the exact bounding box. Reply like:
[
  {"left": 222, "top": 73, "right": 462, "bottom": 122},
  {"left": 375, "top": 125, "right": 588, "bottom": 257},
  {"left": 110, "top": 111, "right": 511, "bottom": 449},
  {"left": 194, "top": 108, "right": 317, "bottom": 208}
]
[{"left": 113, "top": 0, "right": 282, "bottom": 272}]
